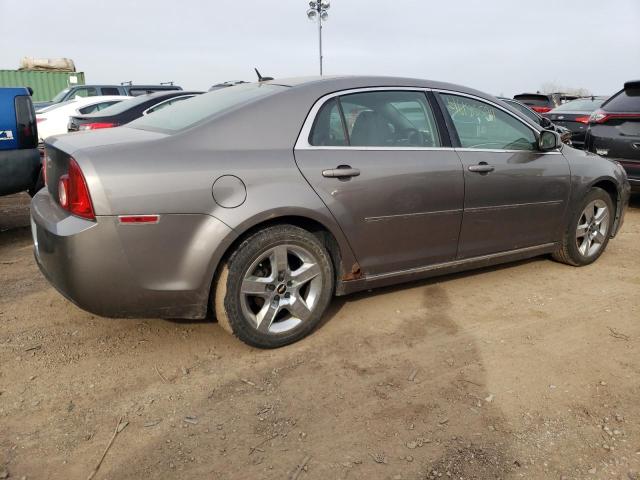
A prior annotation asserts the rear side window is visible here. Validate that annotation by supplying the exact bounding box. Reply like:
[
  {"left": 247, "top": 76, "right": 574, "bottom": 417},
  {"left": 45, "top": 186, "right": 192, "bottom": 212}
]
[
  {"left": 129, "top": 88, "right": 155, "bottom": 96},
  {"left": 309, "top": 90, "right": 441, "bottom": 148},
  {"left": 603, "top": 89, "right": 640, "bottom": 112},
  {"left": 309, "top": 98, "right": 347, "bottom": 146},
  {"left": 442, "top": 94, "right": 536, "bottom": 151},
  {"left": 78, "top": 101, "right": 121, "bottom": 114},
  {"left": 14, "top": 95, "right": 37, "bottom": 149},
  {"left": 101, "top": 87, "right": 120, "bottom": 95}
]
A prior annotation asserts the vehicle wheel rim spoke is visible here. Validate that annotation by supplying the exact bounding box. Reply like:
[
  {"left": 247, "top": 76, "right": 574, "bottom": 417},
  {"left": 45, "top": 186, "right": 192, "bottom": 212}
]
[
  {"left": 291, "top": 262, "right": 321, "bottom": 286},
  {"left": 241, "top": 277, "right": 272, "bottom": 296},
  {"left": 256, "top": 300, "right": 280, "bottom": 333},
  {"left": 285, "top": 297, "right": 312, "bottom": 322},
  {"left": 271, "top": 245, "right": 289, "bottom": 279}
]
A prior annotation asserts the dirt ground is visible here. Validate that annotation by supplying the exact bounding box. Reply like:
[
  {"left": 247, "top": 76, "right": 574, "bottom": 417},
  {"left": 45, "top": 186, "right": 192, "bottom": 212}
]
[{"left": 1, "top": 192, "right": 639, "bottom": 480}]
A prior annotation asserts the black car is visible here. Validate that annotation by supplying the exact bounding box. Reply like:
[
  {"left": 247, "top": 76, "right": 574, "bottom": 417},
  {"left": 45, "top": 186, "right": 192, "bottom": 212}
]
[
  {"left": 499, "top": 97, "right": 572, "bottom": 144},
  {"left": 545, "top": 97, "right": 608, "bottom": 149},
  {"left": 585, "top": 81, "right": 640, "bottom": 191},
  {"left": 514, "top": 92, "right": 579, "bottom": 114},
  {"left": 67, "top": 91, "right": 202, "bottom": 132}
]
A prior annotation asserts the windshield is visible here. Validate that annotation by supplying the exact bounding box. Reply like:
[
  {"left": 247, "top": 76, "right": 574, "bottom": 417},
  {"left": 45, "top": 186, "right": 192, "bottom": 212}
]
[
  {"left": 51, "top": 88, "right": 71, "bottom": 103},
  {"left": 552, "top": 98, "right": 605, "bottom": 112},
  {"left": 129, "top": 83, "right": 287, "bottom": 133}
]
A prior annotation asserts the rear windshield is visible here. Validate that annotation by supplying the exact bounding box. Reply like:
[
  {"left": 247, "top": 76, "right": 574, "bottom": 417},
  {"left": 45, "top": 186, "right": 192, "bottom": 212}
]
[
  {"left": 514, "top": 95, "right": 550, "bottom": 106},
  {"left": 552, "top": 98, "right": 606, "bottom": 112},
  {"left": 602, "top": 88, "right": 640, "bottom": 112},
  {"left": 129, "top": 83, "right": 287, "bottom": 133},
  {"left": 90, "top": 95, "right": 155, "bottom": 116}
]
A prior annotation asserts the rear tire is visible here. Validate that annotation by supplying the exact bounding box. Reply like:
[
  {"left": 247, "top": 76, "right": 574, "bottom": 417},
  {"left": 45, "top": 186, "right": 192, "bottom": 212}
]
[
  {"left": 214, "top": 225, "right": 334, "bottom": 348},
  {"left": 552, "top": 187, "right": 614, "bottom": 266}
]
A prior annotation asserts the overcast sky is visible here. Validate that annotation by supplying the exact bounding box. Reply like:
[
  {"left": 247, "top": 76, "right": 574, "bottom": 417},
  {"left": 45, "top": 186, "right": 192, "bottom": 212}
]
[{"left": 1, "top": 0, "right": 638, "bottom": 97}]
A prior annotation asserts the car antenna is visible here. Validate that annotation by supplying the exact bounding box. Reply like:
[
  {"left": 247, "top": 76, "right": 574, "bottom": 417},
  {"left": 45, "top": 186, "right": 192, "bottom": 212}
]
[{"left": 254, "top": 68, "right": 274, "bottom": 82}]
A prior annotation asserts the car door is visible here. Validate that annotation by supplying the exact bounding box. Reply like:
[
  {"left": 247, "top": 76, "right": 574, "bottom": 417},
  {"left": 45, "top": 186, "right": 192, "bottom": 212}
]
[
  {"left": 294, "top": 89, "right": 464, "bottom": 276},
  {"left": 436, "top": 92, "right": 571, "bottom": 259}
]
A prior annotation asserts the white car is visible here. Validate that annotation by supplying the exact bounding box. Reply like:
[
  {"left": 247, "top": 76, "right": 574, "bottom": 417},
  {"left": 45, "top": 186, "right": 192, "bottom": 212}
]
[{"left": 36, "top": 96, "right": 132, "bottom": 142}]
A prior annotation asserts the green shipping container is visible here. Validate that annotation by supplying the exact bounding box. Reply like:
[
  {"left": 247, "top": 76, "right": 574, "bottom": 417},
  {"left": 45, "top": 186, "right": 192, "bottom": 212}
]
[{"left": 0, "top": 70, "right": 86, "bottom": 102}]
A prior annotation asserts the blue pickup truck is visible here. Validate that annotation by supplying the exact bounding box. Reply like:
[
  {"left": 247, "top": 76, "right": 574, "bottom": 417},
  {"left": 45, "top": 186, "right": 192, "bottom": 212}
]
[{"left": 0, "top": 87, "right": 41, "bottom": 197}]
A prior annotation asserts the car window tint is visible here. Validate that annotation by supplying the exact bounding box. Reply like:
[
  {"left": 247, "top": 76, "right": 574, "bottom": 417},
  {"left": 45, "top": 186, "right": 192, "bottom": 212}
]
[
  {"left": 73, "top": 87, "right": 98, "bottom": 98},
  {"left": 129, "top": 84, "right": 285, "bottom": 133},
  {"left": 146, "top": 96, "right": 193, "bottom": 115},
  {"left": 78, "top": 101, "right": 121, "bottom": 115},
  {"left": 505, "top": 101, "right": 541, "bottom": 124},
  {"left": 101, "top": 87, "right": 120, "bottom": 96},
  {"left": 339, "top": 91, "right": 441, "bottom": 147},
  {"left": 309, "top": 98, "right": 347, "bottom": 146},
  {"left": 442, "top": 94, "right": 536, "bottom": 151},
  {"left": 603, "top": 89, "right": 640, "bottom": 112}
]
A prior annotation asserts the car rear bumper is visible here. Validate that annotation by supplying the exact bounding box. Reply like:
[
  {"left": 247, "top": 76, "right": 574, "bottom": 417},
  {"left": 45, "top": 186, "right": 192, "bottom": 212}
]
[{"left": 30, "top": 189, "right": 237, "bottom": 319}]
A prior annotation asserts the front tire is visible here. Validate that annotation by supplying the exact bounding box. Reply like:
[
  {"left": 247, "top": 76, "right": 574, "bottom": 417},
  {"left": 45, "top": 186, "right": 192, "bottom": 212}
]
[
  {"left": 553, "top": 187, "right": 614, "bottom": 266},
  {"left": 214, "top": 225, "right": 334, "bottom": 348}
]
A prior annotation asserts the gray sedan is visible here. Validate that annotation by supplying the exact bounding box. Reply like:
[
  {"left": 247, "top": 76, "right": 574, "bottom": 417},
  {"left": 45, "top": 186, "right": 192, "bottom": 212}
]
[{"left": 31, "top": 76, "right": 630, "bottom": 348}]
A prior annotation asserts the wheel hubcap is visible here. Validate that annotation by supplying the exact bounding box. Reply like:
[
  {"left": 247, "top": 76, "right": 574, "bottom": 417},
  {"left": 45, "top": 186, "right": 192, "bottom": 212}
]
[
  {"left": 240, "top": 244, "right": 322, "bottom": 334},
  {"left": 576, "top": 199, "right": 609, "bottom": 257}
]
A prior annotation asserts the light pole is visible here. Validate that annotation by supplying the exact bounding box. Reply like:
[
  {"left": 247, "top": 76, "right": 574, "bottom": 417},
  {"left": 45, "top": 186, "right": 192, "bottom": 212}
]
[{"left": 307, "top": 1, "right": 330, "bottom": 76}]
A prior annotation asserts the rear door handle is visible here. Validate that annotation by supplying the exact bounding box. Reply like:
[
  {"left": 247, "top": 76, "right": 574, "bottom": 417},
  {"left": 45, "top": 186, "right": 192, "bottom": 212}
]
[
  {"left": 468, "top": 163, "right": 495, "bottom": 174},
  {"left": 322, "top": 166, "right": 361, "bottom": 178},
  {"left": 633, "top": 143, "right": 640, "bottom": 150}
]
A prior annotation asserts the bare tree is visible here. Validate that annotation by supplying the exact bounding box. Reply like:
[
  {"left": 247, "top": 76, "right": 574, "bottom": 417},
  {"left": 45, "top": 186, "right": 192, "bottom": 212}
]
[{"left": 540, "top": 82, "right": 592, "bottom": 96}]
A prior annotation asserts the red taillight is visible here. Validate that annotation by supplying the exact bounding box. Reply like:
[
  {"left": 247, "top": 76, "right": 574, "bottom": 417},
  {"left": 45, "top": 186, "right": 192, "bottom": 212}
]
[
  {"left": 79, "top": 122, "right": 117, "bottom": 131},
  {"left": 36, "top": 117, "right": 46, "bottom": 123},
  {"left": 531, "top": 106, "right": 552, "bottom": 113},
  {"left": 575, "top": 116, "right": 590, "bottom": 124},
  {"left": 59, "top": 158, "right": 95, "bottom": 220},
  {"left": 589, "top": 109, "right": 640, "bottom": 124},
  {"left": 42, "top": 152, "right": 48, "bottom": 186}
]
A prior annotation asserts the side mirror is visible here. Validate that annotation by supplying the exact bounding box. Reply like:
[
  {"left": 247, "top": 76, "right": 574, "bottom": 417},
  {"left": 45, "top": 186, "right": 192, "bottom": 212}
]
[
  {"left": 539, "top": 130, "right": 560, "bottom": 151},
  {"left": 540, "top": 117, "right": 553, "bottom": 128}
]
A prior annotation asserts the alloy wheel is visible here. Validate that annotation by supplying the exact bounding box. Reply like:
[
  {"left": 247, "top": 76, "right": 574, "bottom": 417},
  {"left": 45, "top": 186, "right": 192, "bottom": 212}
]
[
  {"left": 240, "top": 244, "right": 323, "bottom": 334},
  {"left": 576, "top": 199, "right": 609, "bottom": 257}
]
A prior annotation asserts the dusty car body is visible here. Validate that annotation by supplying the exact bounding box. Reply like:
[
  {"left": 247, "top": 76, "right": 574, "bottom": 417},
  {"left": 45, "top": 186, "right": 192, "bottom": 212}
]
[{"left": 31, "top": 76, "right": 630, "bottom": 347}]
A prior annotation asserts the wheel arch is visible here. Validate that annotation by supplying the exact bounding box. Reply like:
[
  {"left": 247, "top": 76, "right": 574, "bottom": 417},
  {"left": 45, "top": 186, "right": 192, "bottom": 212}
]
[
  {"left": 589, "top": 176, "right": 623, "bottom": 237},
  {"left": 208, "top": 209, "right": 360, "bottom": 309}
]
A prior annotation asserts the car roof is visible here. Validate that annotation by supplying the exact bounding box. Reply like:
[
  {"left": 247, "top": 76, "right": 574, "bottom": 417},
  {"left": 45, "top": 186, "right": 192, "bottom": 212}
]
[{"left": 263, "top": 75, "right": 498, "bottom": 102}]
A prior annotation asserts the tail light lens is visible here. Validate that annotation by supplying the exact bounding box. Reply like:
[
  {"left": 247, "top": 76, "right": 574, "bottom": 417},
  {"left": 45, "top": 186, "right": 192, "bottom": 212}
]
[
  {"left": 79, "top": 122, "right": 117, "bottom": 131},
  {"left": 36, "top": 117, "right": 47, "bottom": 123},
  {"left": 589, "top": 109, "right": 640, "bottom": 124},
  {"left": 57, "top": 158, "right": 95, "bottom": 220},
  {"left": 531, "top": 106, "right": 552, "bottom": 113},
  {"left": 575, "top": 116, "right": 590, "bottom": 124}
]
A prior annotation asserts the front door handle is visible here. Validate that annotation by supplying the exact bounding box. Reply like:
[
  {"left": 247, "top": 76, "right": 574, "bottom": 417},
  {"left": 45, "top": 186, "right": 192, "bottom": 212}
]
[
  {"left": 468, "top": 162, "right": 495, "bottom": 174},
  {"left": 322, "top": 166, "right": 361, "bottom": 178}
]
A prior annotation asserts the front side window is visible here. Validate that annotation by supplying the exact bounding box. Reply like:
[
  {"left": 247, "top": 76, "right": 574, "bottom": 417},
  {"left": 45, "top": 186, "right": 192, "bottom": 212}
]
[
  {"left": 309, "top": 90, "right": 441, "bottom": 147},
  {"left": 442, "top": 94, "right": 536, "bottom": 151},
  {"left": 72, "top": 87, "right": 98, "bottom": 98}
]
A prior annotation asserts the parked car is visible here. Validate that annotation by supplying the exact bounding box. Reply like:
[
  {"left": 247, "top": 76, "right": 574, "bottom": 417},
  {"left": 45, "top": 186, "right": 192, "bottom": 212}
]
[
  {"left": 498, "top": 97, "right": 572, "bottom": 144},
  {"left": 544, "top": 97, "right": 608, "bottom": 149},
  {"left": 36, "top": 96, "right": 131, "bottom": 143},
  {"left": 32, "top": 77, "right": 630, "bottom": 348},
  {"left": 33, "top": 84, "right": 183, "bottom": 111},
  {"left": 585, "top": 81, "right": 640, "bottom": 191},
  {"left": 514, "top": 92, "right": 580, "bottom": 114},
  {"left": 67, "top": 91, "right": 202, "bottom": 132},
  {"left": 0, "top": 87, "right": 41, "bottom": 197}
]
